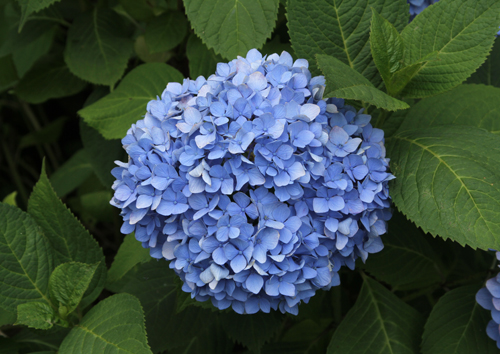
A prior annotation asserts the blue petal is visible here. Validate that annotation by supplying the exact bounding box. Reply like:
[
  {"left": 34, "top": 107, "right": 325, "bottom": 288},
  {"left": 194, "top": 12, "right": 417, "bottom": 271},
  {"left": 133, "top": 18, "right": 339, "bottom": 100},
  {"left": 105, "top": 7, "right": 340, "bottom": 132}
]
[
  {"left": 246, "top": 273, "right": 264, "bottom": 294},
  {"left": 231, "top": 255, "right": 247, "bottom": 273}
]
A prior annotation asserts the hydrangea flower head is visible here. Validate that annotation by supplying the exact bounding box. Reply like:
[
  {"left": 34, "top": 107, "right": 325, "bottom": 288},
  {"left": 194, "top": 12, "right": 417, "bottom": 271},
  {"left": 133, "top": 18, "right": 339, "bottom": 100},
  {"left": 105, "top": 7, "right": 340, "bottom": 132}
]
[
  {"left": 476, "top": 252, "right": 500, "bottom": 348},
  {"left": 110, "top": 49, "right": 394, "bottom": 315}
]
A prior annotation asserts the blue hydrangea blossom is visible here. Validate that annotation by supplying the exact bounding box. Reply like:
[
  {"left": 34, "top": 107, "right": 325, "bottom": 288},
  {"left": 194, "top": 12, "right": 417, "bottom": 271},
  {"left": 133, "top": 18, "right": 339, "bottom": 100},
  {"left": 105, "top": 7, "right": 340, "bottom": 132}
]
[
  {"left": 477, "top": 252, "right": 500, "bottom": 348},
  {"left": 110, "top": 49, "right": 394, "bottom": 315}
]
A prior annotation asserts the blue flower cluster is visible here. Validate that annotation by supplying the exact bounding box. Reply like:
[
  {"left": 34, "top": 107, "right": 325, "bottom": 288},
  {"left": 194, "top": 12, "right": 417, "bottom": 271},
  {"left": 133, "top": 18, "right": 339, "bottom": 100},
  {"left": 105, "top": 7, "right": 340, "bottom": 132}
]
[
  {"left": 110, "top": 49, "right": 393, "bottom": 315},
  {"left": 477, "top": 252, "right": 500, "bottom": 348}
]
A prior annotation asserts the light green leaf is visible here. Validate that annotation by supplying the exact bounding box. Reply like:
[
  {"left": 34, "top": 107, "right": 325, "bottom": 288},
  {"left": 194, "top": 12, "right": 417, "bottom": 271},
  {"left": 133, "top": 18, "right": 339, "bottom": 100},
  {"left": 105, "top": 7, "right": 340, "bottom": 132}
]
[
  {"left": 183, "top": 0, "right": 279, "bottom": 60},
  {"left": 400, "top": 0, "right": 500, "bottom": 98},
  {"left": 16, "top": 0, "right": 61, "bottom": 31},
  {"left": 2, "top": 191, "right": 17, "bottom": 206},
  {"left": 49, "top": 262, "right": 99, "bottom": 316},
  {"left": 317, "top": 54, "right": 409, "bottom": 111},
  {"left": 12, "top": 25, "right": 56, "bottom": 77},
  {"left": 16, "top": 58, "right": 86, "bottom": 104},
  {"left": 186, "top": 33, "right": 223, "bottom": 79},
  {"left": 16, "top": 302, "right": 57, "bottom": 330},
  {"left": 327, "top": 276, "right": 424, "bottom": 354},
  {"left": 49, "top": 149, "right": 93, "bottom": 198},
  {"left": 145, "top": 11, "right": 187, "bottom": 53},
  {"left": 370, "top": 9, "right": 404, "bottom": 87},
  {"left": 64, "top": 8, "right": 132, "bottom": 86},
  {"left": 287, "top": 0, "right": 409, "bottom": 79},
  {"left": 422, "top": 285, "right": 498, "bottom": 353},
  {"left": 0, "top": 203, "right": 55, "bottom": 311},
  {"left": 399, "top": 84, "right": 500, "bottom": 135},
  {"left": 27, "top": 165, "right": 106, "bottom": 309},
  {"left": 58, "top": 293, "right": 153, "bottom": 354},
  {"left": 107, "top": 233, "right": 151, "bottom": 286},
  {"left": 219, "top": 311, "right": 283, "bottom": 353},
  {"left": 363, "top": 211, "right": 443, "bottom": 290},
  {"left": 118, "top": 260, "right": 214, "bottom": 353},
  {"left": 387, "top": 125, "right": 500, "bottom": 250},
  {"left": 468, "top": 37, "right": 500, "bottom": 87},
  {"left": 0, "top": 55, "right": 18, "bottom": 91},
  {"left": 79, "top": 63, "right": 183, "bottom": 139}
]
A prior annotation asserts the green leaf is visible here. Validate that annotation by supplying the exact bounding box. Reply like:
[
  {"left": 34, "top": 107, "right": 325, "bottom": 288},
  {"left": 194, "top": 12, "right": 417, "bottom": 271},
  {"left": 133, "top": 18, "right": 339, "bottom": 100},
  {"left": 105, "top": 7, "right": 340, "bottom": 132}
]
[
  {"left": 134, "top": 35, "right": 173, "bottom": 63},
  {"left": 398, "top": 84, "right": 500, "bottom": 135},
  {"left": 363, "top": 211, "right": 443, "bottom": 290},
  {"left": 12, "top": 25, "right": 56, "bottom": 77},
  {"left": 186, "top": 33, "right": 224, "bottom": 79},
  {"left": 49, "top": 149, "right": 93, "bottom": 198},
  {"left": 49, "top": 262, "right": 99, "bottom": 316},
  {"left": 260, "top": 35, "right": 294, "bottom": 58},
  {"left": 369, "top": 9, "right": 404, "bottom": 87},
  {"left": 327, "top": 276, "right": 424, "bottom": 354},
  {"left": 79, "top": 63, "right": 183, "bottom": 139},
  {"left": 16, "top": 58, "right": 86, "bottom": 104},
  {"left": 287, "top": 0, "right": 409, "bottom": 79},
  {"left": 468, "top": 37, "right": 500, "bottom": 87},
  {"left": 219, "top": 311, "right": 283, "bottom": 353},
  {"left": 2, "top": 191, "right": 17, "bottom": 206},
  {"left": 16, "top": 302, "right": 57, "bottom": 330},
  {"left": 79, "top": 119, "right": 124, "bottom": 188},
  {"left": 27, "top": 165, "right": 106, "bottom": 309},
  {"left": 183, "top": 0, "right": 279, "bottom": 60},
  {"left": 421, "top": 285, "right": 498, "bottom": 353},
  {"left": 0, "top": 307, "right": 16, "bottom": 327},
  {"left": 145, "top": 11, "right": 188, "bottom": 53},
  {"left": 387, "top": 125, "right": 500, "bottom": 250},
  {"left": 119, "top": 0, "right": 155, "bottom": 21},
  {"left": 64, "top": 8, "right": 132, "bottom": 86},
  {"left": 107, "top": 233, "right": 151, "bottom": 286},
  {"left": 0, "top": 55, "right": 18, "bottom": 91},
  {"left": 400, "top": 0, "right": 500, "bottom": 98},
  {"left": 118, "top": 261, "right": 215, "bottom": 353},
  {"left": 19, "top": 117, "right": 67, "bottom": 149},
  {"left": 16, "top": 0, "right": 62, "bottom": 31},
  {"left": 0, "top": 203, "right": 55, "bottom": 311},
  {"left": 316, "top": 54, "right": 409, "bottom": 111},
  {"left": 58, "top": 293, "right": 153, "bottom": 354}
]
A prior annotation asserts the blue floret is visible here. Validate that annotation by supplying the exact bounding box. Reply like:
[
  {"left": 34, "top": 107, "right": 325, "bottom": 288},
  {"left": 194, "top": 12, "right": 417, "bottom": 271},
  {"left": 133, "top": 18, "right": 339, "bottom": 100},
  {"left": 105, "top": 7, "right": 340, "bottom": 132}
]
[{"left": 110, "top": 49, "right": 394, "bottom": 315}]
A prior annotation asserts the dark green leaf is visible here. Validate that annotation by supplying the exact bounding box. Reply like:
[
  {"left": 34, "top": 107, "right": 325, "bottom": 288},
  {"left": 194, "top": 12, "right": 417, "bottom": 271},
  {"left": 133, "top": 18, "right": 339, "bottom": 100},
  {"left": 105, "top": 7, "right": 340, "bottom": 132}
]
[
  {"left": 48, "top": 149, "right": 93, "bottom": 198},
  {"left": 387, "top": 125, "right": 500, "bottom": 250},
  {"left": 79, "top": 63, "right": 183, "bottom": 139},
  {"left": 107, "top": 233, "right": 150, "bottom": 286},
  {"left": 134, "top": 35, "right": 173, "bottom": 63},
  {"left": 0, "top": 307, "right": 16, "bottom": 327},
  {"left": 0, "top": 203, "right": 55, "bottom": 311},
  {"left": 327, "top": 276, "right": 424, "bottom": 354},
  {"left": 183, "top": 0, "right": 279, "bottom": 60},
  {"left": 16, "top": 302, "right": 57, "bottom": 330},
  {"left": 363, "top": 211, "right": 443, "bottom": 290},
  {"left": 398, "top": 84, "right": 500, "bottom": 135},
  {"left": 186, "top": 33, "right": 223, "bottom": 79},
  {"left": 219, "top": 311, "right": 283, "bottom": 353},
  {"left": 145, "top": 11, "right": 187, "bottom": 53},
  {"left": 16, "top": 0, "right": 62, "bottom": 31},
  {"left": 370, "top": 9, "right": 404, "bottom": 87},
  {"left": 16, "top": 58, "right": 86, "bottom": 104},
  {"left": 49, "top": 262, "right": 99, "bottom": 316},
  {"left": 421, "top": 285, "right": 498, "bottom": 353},
  {"left": 19, "top": 117, "right": 67, "bottom": 149},
  {"left": 58, "top": 293, "right": 153, "bottom": 354},
  {"left": 468, "top": 37, "right": 500, "bottom": 87},
  {"left": 118, "top": 260, "right": 215, "bottom": 353},
  {"left": 12, "top": 25, "right": 55, "bottom": 77},
  {"left": 287, "top": 0, "right": 409, "bottom": 79},
  {"left": 27, "top": 165, "right": 106, "bottom": 309},
  {"left": 64, "top": 8, "right": 132, "bottom": 86},
  {"left": 317, "top": 54, "right": 409, "bottom": 111},
  {"left": 400, "top": 0, "right": 500, "bottom": 98},
  {"left": 79, "top": 119, "right": 124, "bottom": 188},
  {"left": 260, "top": 35, "right": 294, "bottom": 58},
  {"left": 119, "top": 0, "right": 155, "bottom": 21},
  {"left": 0, "top": 55, "right": 18, "bottom": 91}
]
